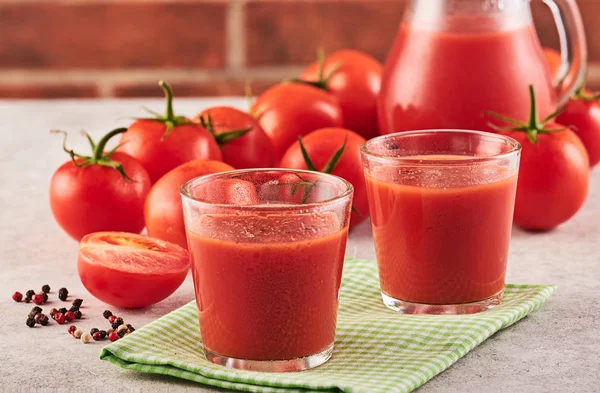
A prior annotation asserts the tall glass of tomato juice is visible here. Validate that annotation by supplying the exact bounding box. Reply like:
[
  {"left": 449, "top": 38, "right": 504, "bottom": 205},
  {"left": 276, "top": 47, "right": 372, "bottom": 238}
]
[
  {"left": 180, "top": 169, "right": 353, "bottom": 372},
  {"left": 361, "top": 130, "right": 521, "bottom": 314}
]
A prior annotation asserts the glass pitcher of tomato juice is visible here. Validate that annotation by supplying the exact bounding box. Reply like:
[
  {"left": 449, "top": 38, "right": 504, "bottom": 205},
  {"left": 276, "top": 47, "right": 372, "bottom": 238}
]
[{"left": 378, "top": 0, "right": 587, "bottom": 134}]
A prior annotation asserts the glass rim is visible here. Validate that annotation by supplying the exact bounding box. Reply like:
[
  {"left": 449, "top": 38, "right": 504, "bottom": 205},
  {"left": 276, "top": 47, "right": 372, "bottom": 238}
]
[
  {"left": 180, "top": 168, "right": 354, "bottom": 211},
  {"left": 361, "top": 129, "right": 522, "bottom": 165}
]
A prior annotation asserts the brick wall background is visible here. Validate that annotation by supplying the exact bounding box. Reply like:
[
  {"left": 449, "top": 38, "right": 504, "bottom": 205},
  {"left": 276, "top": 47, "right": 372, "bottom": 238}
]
[{"left": 0, "top": 0, "right": 599, "bottom": 99}]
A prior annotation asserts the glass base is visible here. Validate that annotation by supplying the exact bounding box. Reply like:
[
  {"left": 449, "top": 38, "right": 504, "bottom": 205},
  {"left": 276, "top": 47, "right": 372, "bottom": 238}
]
[
  {"left": 381, "top": 290, "right": 503, "bottom": 315},
  {"left": 205, "top": 343, "right": 333, "bottom": 372}
]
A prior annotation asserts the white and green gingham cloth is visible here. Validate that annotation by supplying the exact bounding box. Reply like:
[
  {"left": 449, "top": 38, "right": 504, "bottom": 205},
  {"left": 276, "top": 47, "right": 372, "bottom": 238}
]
[{"left": 100, "top": 258, "right": 556, "bottom": 393}]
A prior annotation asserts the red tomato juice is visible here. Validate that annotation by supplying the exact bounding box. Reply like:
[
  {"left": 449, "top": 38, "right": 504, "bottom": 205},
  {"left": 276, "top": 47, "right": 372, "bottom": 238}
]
[
  {"left": 365, "top": 161, "right": 518, "bottom": 304},
  {"left": 187, "top": 214, "right": 347, "bottom": 360},
  {"left": 378, "top": 23, "right": 556, "bottom": 134}
]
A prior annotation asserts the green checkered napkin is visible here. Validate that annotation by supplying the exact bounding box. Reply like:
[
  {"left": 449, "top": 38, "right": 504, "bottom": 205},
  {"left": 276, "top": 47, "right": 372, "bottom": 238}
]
[{"left": 100, "top": 258, "right": 555, "bottom": 393}]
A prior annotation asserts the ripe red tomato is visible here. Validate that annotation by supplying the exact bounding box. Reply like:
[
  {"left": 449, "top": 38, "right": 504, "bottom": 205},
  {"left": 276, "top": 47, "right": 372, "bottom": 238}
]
[
  {"left": 145, "top": 160, "right": 234, "bottom": 249},
  {"left": 50, "top": 128, "right": 151, "bottom": 241},
  {"left": 251, "top": 83, "right": 344, "bottom": 162},
  {"left": 119, "top": 81, "right": 222, "bottom": 183},
  {"left": 557, "top": 88, "right": 600, "bottom": 167},
  {"left": 300, "top": 49, "right": 383, "bottom": 140},
  {"left": 194, "top": 106, "right": 275, "bottom": 169},
  {"left": 279, "top": 127, "right": 367, "bottom": 227},
  {"left": 489, "top": 86, "right": 589, "bottom": 230},
  {"left": 78, "top": 232, "right": 189, "bottom": 308}
]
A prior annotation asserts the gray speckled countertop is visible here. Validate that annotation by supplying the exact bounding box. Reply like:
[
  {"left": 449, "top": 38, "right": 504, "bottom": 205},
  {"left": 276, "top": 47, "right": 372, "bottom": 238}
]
[{"left": 1, "top": 99, "right": 599, "bottom": 392}]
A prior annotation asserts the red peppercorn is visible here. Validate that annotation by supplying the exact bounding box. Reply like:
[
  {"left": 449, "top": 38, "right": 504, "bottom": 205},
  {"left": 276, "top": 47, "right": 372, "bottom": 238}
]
[
  {"left": 12, "top": 291, "right": 23, "bottom": 302},
  {"left": 92, "top": 331, "right": 102, "bottom": 341},
  {"left": 65, "top": 311, "right": 75, "bottom": 322},
  {"left": 55, "top": 313, "right": 66, "bottom": 324},
  {"left": 108, "top": 315, "right": 117, "bottom": 324},
  {"left": 32, "top": 294, "right": 45, "bottom": 305},
  {"left": 108, "top": 331, "right": 119, "bottom": 342},
  {"left": 68, "top": 325, "right": 77, "bottom": 335},
  {"left": 33, "top": 313, "right": 43, "bottom": 324}
]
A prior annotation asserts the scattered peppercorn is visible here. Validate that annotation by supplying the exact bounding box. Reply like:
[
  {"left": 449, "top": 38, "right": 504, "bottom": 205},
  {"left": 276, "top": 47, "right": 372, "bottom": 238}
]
[
  {"left": 64, "top": 311, "right": 75, "bottom": 322},
  {"left": 108, "top": 315, "right": 117, "bottom": 324},
  {"left": 41, "top": 284, "right": 50, "bottom": 294},
  {"left": 58, "top": 287, "right": 68, "bottom": 301},
  {"left": 69, "top": 306, "right": 79, "bottom": 313},
  {"left": 26, "top": 290, "right": 35, "bottom": 298},
  {"left": 58, "top": 307, "right": 68, "bottom": 314},
  {"left": 33, "top": 313, "right": 43, "bottom": 324},
  {"left": 55, "top": 313, "right": 66, "bottom": 325},
  {"left": 41, "top": 293, "right": 48, "bottom": 303},
  {"left": 72, "top": 299, "right": 83, "bottom": 308},
  {"left": 89, "top": 327, "right": 99, "bottom": 335},
  {"left": 30, "top": 306, "right": 42, "bottom": 316},
  {"left": 100, "top": 330, "right": 107, "bottom": 339},
  {"left": 68, "top": 325, "right": 77, "bottom": 335},
  {"left": 73, "top": 329, "right": 83, "bottom": 339},
  {"left": 103, "top": 310, "right": 113, "bottom": 319},
  {"left": 23, "top": 297, "right": 31, "bottom": 303},
  {"left": 81, "top": 332, "right": 92, "bottom": 344},
  {"left": 38, "top": 315, "right": 49, "bottom": 326},
  {"left": 12, "top": 291, "right": 23, "bottom": 302},
  {"left": 74, "top": 310, "right": 82, "bottom": 319},
  {"left": 26, "top": 318, "right": 36, "bottom": 328},
  {"left": 115, "top": 317, "right": 124, "bottom": 326},
  {"left": 92, "top": 331, "right": 102, "bottom": 341},
  {"left": 32, "top": 294, "right": 45, "bottom": 305},
  {"left": 116, "top": 324, "right": 128, "bottom": 333},
  {"left": 108, "top": 331, "right": 119, "bottom": 342},
  {"left": 126, "top": 324, "right": 135, "bottom": 333},
  {"left": 49, "top": 308, "right": 58, "bottom": 317},
  {"left": 117, "top": 329, "right": 127, "bottom": 338}
]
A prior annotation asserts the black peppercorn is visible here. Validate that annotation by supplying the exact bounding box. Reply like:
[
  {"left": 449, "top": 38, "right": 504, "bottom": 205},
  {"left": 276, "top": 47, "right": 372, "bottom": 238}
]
[
  {"left": 126, "top": 324, "right": 135, "bottom": 333},
  {"left": 30, "top": 306, "right": 42, "bottom": 315},
  {"left": 26, "top": 290, "right": 35, "bottom": 298},
  {"left": 26, "top": 318, "right": 36, "bottom": 328},
  {"left": 117, "top": 329, "right": 127, "bottom": 338},
  {"left": 103, "top": 310, "right": 112, "bottom": 319},
  {"left": 41, "top": 292, "right": 48, "bottom": 303},
  {"left": 73, "top": 310, "right": 82, "bottom": 319},
  {"left": 72, "top": 299, "right": 83, "bottom": 307},
  {"left": 111, "top": 317, "right": 124, "bottom": 330},
  {"left": 58, "top": 287, "right": 68, "bottom": 301},
  {"left": 58, "top": 307, "right": 68, "bottom": 314},
  {"left": 90, "top": 328, "right": 99, "bottom": 335},
  {"left": 69, "top": 305, "right": 79, "bottom": 312},
  {"left": 38, "top": 315, "right": 49, "bottom": 326},
  {"left": 23, "top": 297, "right": 31, "bottom": 303},
  {"left": 100, "top": 330, "right": 107, "bottom": 339},
  {"left": 41, "top": 285, "right": 50, "bottom": 294}
]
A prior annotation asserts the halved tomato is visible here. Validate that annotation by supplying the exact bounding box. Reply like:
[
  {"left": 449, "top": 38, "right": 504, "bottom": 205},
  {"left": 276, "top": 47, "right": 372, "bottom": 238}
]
[{"left": 78, "top": 232, "right": 189, "bottom": 308}]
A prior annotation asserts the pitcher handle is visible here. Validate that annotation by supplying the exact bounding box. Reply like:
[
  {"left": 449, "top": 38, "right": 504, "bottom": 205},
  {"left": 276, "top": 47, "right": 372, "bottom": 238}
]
[{"left": 542, "top": 0, "right": 587, "bottom": 106}]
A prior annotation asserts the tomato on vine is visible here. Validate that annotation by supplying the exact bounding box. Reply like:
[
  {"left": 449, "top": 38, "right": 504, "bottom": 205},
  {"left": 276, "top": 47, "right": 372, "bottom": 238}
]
[
  {"left": 488, "top": 85, "right": 589, "bottom": 231},
  {"left": 119, "top": 81, "right": 222, "bottom": 183},
  {"left": 279, "top": 128, "right": 368, "bottom": 228},
  {"left": 50, "top": 128, "right": 151, "bottom": 241}
]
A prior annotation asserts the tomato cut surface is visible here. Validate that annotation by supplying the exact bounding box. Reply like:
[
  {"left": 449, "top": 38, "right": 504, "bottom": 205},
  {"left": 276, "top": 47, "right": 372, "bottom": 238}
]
[{"left": 78, "top": 232, "right": 189, "bottom": 308}]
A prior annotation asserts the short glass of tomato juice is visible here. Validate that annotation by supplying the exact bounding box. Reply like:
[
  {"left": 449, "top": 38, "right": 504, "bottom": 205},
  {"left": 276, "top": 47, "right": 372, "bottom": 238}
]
[
  {"left": 180, "top": 169, "right": 353, "bottom": 371},
  {"left": 361, "top": 130, "right": 521, "bottom": 314}
]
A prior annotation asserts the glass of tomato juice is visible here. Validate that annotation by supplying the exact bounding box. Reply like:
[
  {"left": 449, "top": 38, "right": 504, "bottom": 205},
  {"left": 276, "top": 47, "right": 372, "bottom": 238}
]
[
  {"left": 180, "top": 169, "right": 353, "bottom": 371},
  {"left": 361, "top": 130, "right": 521, "bottom": 314}
]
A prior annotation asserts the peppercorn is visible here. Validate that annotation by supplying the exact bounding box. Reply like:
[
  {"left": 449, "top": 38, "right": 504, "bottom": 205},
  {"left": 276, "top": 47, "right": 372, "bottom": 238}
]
[
  {"left": 115, "top": 317, "right": 124, "bottom": 326},
  {"left": 41, "top": 292, "right": 48, "bottom": 303},
  {"left": 49, "top": 308, "right": 58, "bottom": 317},
  {"left": 58, "top": 287, "right": 68, "bottom": 301},
  {"left": 72, "top": 299, "right": 83, "bottom": 308},
  {"left": 38, "top": 315, "right": 49, "bottom": 326},
  {"left": 117, "top": 329, "right": 127, "bottom": 338},
  {"left": 55, "top": 313, "right": 66, "bottom": 325},
  {"left": 12, "top": 291, "right": 23, "bottom": 302},
  {"left": 26, "top": 290, "right": 35, "bottom": 298},
  {"left": 92, "top": 331, "right": 102, "bottom": 341},
  {"left": 68, "top": 325, "right": 77, "bottom": 335},
  {"left": 100, "top": 330, "right": 107, "bottom": 339},
  {"left": 69, "top": 306, "right": 79, "bottom": 313},
  {"left": 41, "top": 284, "right": 50, "bottom": 294},
  {"left": 30, "top": 306, "right": 42, "bottom": 316},
  {"left": 108, "top": 331, "right": 119, "bottom": 342},
  {"left": 89, "top": 327, "right": 99, "bottom": 335},
  {"left": 74, "top": 310, "right": 82, "bottom": 319},
  {"left": 103, "top": 310, "right": 112, "bottom": 319},
  {"left": 107, "top": 328, "right": 114, "bottom": 335},
  {"left": 73, "top": 329, "right": 83, "bottom": 339},
  {"left": 26, "top": 318, "right": 36, "bottom": 328},
  {"left": 81, "top": 332, "right": 92, "bottom": 344},
  {"left": 126, "top": 324, "right": 135, "bottom": 333},
  {"left": 108, "top": 315, "right": 117, "bottom": 324},
  {"left": 23, "top": 297, "right": 31, "bottom": 303},
  {"left": 64, "top": 311, "right": 75, "bottom": 322},
  {"left": 116, "top": 324, "right": 128, "bottom": 333},
  {"left": 32, "top": 294, "right": 45, "bottom": 305},
  {"left": 58, "top": 307, "right": 68, "bottom": 314},
  {"left": 33, "top": 313, "right": 43, "bottom": 324}
]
